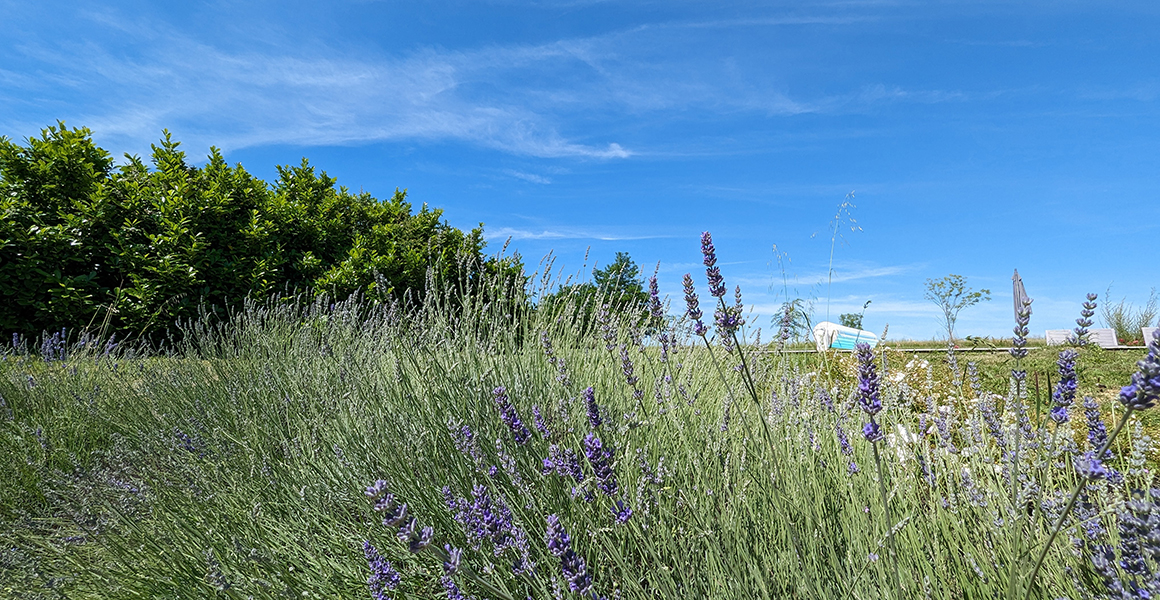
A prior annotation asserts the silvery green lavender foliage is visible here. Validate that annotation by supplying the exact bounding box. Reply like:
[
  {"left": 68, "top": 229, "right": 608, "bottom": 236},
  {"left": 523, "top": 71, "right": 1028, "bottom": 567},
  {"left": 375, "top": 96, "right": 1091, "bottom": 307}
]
[{"left": 8, "top": 234, "right": 1160, "bottom": 600}]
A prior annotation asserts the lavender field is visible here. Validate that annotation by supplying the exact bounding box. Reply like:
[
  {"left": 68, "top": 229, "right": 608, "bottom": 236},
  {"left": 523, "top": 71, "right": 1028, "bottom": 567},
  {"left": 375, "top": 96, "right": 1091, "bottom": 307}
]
[{"left": 2, "top": 234, "right": 1159, "bottom": 600}]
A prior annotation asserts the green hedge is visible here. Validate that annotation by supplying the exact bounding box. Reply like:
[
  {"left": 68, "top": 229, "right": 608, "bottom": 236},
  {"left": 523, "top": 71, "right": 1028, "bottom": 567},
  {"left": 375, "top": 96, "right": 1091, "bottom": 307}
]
[{"left": 0, "top": 123, "right": 516, "bottom": 341}]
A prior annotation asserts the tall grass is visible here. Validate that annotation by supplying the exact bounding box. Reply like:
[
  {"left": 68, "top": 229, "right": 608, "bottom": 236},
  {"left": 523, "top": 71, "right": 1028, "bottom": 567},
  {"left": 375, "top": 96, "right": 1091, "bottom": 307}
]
[
  {"left": 1102, "top": 287, "right": 1158, "bottom": 345},
  {"left": 1, "top": 241, "right": 1158, "bottom": 600}
]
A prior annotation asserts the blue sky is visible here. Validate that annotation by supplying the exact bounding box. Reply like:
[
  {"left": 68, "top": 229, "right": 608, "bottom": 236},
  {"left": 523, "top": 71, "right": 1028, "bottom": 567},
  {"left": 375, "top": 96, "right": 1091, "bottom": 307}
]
[{"left": 3, "top": 0, "right": 1158, "bottom": 340}]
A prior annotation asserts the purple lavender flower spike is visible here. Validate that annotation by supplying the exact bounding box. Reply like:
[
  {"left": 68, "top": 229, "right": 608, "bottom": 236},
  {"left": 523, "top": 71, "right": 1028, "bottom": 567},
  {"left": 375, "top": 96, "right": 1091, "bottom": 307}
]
[
  {"left": 855, "top": 343, "right": 883, "bottom": 416},
  {"left": 1076, "top": 451, "right": 1108, "bottom": 480},
  {"left": 701, "top": 232, "right": 727, "bottom": 298},
  {"left": 1050, "top": 350, "right": 1078, "bottom": 424},
  {"left": 545, "top": 514, "right": 570, "bottom": 557},
  {"left": 682, "top": 273, "right": 709, "bottom": 337},
  {"left": 440, "top": 576, "right": 468, "bottom": 600},
  {"left": 584, "top": 433, "right": 619, "bottom": 497},
  {"left": 493, "top": 386, "right": 531, "bottom": 445},
  {"left": 611, "top": 500, "right": 633, "bottom": 524},
  {"left": 862, "top": 421, "right": 884, "bottom": 443},
  {"left": 443, "top": 545, "right": 463, "bottom": 574},
  {"left": 584, "top": 387, "right": 603, "bottom": 429},
  {"left": 364, "top": 541, "right": 401, "bottom": 600},
  {"left": 404, "top": 525, "right": 434, "bottom": 553},
  {"left": 619, "top": 346, "right": 639, "bottom": 387},
  {"left": 836, "top": 424, "right": 853, "bottom": 456},
  {"left": 541, "top": 330, "right": 557, "bottom": 365},
  {"left": 1083, "top": 395, "right": 1109, "bottom": 456},
  {"left": 1119, "top": 329, "right": 1160, "bottom": 411},
  {"left": 382, "top": 502, "right": 409, "bottom": 527},
  {"left": 533, "top": 404, "right": 550, "bottom": 438},
  {"left": 545, "top": 515, "right": 593, "bottom": 594},
  {"left": 648, "top": 276, "right": 664, "bottom": 320},
  {"left": 366, "top": 480, "right": 389, "bottom": 499}
]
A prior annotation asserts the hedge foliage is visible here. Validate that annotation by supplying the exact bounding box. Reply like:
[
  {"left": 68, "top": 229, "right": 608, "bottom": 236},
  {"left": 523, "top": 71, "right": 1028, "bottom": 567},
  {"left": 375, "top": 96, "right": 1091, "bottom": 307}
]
[{"left": 0, "top": 123, "right": 516, "bottom": 340}]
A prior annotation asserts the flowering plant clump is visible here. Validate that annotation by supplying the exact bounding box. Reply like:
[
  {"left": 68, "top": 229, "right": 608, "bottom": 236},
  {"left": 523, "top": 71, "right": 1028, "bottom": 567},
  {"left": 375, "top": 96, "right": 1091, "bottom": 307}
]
[{"left": 11, "top": 230, "right": 1160, "bottom": 600}]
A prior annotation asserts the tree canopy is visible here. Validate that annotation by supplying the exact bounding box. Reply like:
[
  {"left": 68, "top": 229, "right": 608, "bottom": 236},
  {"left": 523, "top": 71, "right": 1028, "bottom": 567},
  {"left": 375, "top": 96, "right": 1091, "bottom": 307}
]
[{"left": 0, "top": 123, "right": 518, "bottom": 341}]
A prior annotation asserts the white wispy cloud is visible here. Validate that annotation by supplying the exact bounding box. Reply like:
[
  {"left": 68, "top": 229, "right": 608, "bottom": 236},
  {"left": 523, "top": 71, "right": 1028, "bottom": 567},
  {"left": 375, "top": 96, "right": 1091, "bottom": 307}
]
[
  {"left": 502, "top": 169, "right": 553, "bottom": 184},
  {"left": 485, "top": 227, "right": 672, "bottom": 241}
]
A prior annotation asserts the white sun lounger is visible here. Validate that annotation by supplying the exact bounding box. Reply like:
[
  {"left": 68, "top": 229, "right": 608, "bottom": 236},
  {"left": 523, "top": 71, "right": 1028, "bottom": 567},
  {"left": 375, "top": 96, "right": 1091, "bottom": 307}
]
[{"left": 1045, "top": 328, "right": 1118, "bottom": 348}]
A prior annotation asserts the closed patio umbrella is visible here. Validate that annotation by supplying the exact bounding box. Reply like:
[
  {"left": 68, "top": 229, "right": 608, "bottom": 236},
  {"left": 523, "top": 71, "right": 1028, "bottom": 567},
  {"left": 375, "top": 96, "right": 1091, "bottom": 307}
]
[{"left": 1013, "top": 269, "right": 1032, "bottom": 319}]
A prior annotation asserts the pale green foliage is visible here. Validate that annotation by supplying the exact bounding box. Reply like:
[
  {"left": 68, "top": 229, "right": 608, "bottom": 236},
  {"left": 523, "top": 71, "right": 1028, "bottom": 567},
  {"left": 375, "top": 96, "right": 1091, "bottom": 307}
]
[
  {"left": 1102, "top": 286, "right": 1158, "bottom": 344},
  {"left": 924, "top": 274, "right": 991, "bottom": 342}
]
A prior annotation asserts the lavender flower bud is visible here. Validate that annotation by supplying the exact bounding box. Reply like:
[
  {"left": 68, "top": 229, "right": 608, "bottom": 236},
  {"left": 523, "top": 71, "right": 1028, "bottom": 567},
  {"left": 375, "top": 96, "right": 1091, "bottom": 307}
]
[
  {"left": 364, "top": 541, "right": 401, "bottom": 600},
  {"left": 440, "top": 576, "right": 468, "bottom": 600},
  {"left": 611, "top": 500, "right": 633, "bottom": 524},
  {"left": 1050, "top": 350, "right": 1078, "bottom": 424},
  {"left": 366, "top": 480, "right": 389, "bottom": 500},
  {"left": 584, "top": 433, "right": 619, "bottom": 497},
  {"left": 493, "top": 386, "right": 531, "bottom": 445},
  {"left": 648, "top": 276, "right": 663, "bottom": 320},
  {"left": 545, "top": 515, "right": 592, "bottom": 594},
  {"left": 1119, "top": 329, "right": 1160, "bottom": 411},
  {"left": 443, "top": 545, "right": 463, "bottom": 574},
  {"left": 855, "top": 343, "right": 882, "bottom": 416},
  {"left": 533, "top": 404, "right": 550, "bottom": 438},
  {"left": 701, "top": 232, "right": 726, "bottom": 298},
  {"left": 1076, "top": 451, "right": 1108, "bottom": 480},
  {"left": 862, "top": 421, "right": 884, "bottom": 443},
  {"left": 584, "top": 387, "right": 603, "bottom": 429},
  {"left": 1010, "top": 300, "right": 1032, "bottom": 360}
]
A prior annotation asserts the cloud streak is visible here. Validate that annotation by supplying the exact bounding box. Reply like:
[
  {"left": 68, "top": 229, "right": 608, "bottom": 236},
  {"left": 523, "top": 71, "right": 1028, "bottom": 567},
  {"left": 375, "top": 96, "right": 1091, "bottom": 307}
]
[
  {"left": 485, "top": 226, "right": 673, "bottom": 241},
  {"left": 0, "top": 4, "right": 987, "bottom": 160}
]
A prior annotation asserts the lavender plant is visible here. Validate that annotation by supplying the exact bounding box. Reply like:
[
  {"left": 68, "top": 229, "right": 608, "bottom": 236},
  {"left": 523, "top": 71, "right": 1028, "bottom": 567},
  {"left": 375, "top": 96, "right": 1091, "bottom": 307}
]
[{"left": 3, "top": 233, "right": 1159, "bottom": 600}]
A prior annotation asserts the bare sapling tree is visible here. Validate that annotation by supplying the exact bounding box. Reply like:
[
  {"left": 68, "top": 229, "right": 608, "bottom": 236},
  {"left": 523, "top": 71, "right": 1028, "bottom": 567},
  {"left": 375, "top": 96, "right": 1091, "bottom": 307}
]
[{"left": 924, "top": 274, "right": 991, "bottom": 343}]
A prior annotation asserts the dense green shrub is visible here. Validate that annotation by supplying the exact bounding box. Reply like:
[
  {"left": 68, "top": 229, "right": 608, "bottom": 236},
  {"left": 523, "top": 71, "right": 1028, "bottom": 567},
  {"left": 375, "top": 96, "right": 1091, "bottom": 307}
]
[{"left": 0, "top": 123, "right": 517, "bottom": 341}]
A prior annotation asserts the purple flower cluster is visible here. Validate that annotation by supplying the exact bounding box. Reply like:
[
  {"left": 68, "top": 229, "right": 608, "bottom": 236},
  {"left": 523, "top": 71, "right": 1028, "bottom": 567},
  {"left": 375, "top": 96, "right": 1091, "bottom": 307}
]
[
  {"left": 619, "top": 345, "right": 641, "bottom": 401},
  {"left": 1087, "top": 489, "right": 1160, "bottom": 597},
  {"left": 855, "top": 343, "right": 882, "bottom": 417},
  {"left": 493, "top": 386, "right": 531, "bottom": 446},
  {"left": 714, "top": 287, "right": 745, "bottom": 340},
  {"left": 1120, "top": 329, "right": 1160, "bottom": 411},
  {"left": 583, "top": 386, "right": 603, "bottom": 429},
  {"left": 584, "top": 433, "right": 619, "bottom": 497},
  {"left": 1072, "top": 293, "right": 1098, "bottom": 345},
  {"left": 397, "top": 517, "right": 435, "bottom": 553},
  {"left": 1076, "top": 451, "right": 1109, "bottom": 481},
  {"left": 443, "top": 484, "right": 533, "bottom": 574},
  {"left": 545, "top": 514, "right": 593, "bottom": 594},
  {"left": 450, "top": 422, "right": 483, "bottom": 466},
  {"left": 1083, "top": 395, "right": 1109, "bottom": 455},
  {"left": 532, "top": 404, "right": 550, "bottom": 438},
  {"left": 440, "top": 576, "right": 470, "bottom": 600},
  {"left": 542, "top": 444, "right": 589, "bottom": 500},
  {"left": 363, "top": 541, "right": 401, "bottom": 600},
  {"left": 611, "top": 499, "right": 633, "bottom": 524},
  {"left": 979, "top": 394, "right": 1006, "bottom": 449},
  {"left": 683, "top": 274, "right": 708, "bottom": 337},
  {"left": 442, "top": 544, "right": 462, "bottom": 575},
  {"left": 1050, "top": 350, "right": 1079, "bottom": 424},
  {"left": 541, "top": 330, "right": 557, "bottom": 364},
  {"left": 701, "top": 232, "right": 726, "bottom": 298},
  {"left": 648, "top": 275, "right": 664, "bottom": 320},
  {"left": 367, "top": 480, "right": 433, "bottom": 553},
  {"left": 854, "top": 343, "right": 886, "bottom": 443},
  {"left": 598, "top": 304, "right": 616, "bottom": 351}
]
